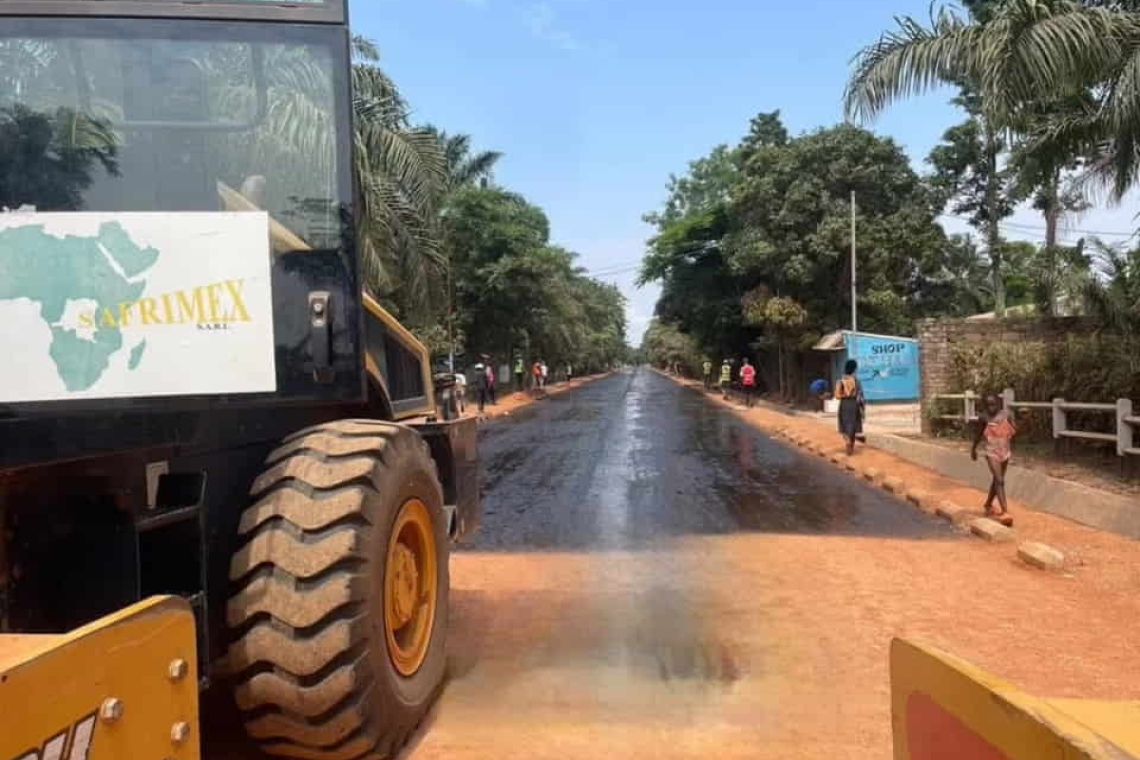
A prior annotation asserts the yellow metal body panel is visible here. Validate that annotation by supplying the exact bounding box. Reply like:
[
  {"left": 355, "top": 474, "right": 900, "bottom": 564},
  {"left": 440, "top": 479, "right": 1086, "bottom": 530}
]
[
  {"left": 216, "top": 180, "right": 436, "bottom": 420},
  {"left": 362, "top": 291, "right": 436, "bottom": 420},
  {"left": 1046, "top": 701, "right": 1140, "bottom": 758},
  {"left": 891, "top": 637, "right": 1139, "bottom": 760},
  {"left": 0, "top": 596, "right": 200, "bottom": 760}
]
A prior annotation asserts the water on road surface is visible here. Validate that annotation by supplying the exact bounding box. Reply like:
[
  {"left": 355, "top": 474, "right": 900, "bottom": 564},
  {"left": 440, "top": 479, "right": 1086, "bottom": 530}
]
[{"left": 407, "top": 369, "right": 954, "bottom": 760}]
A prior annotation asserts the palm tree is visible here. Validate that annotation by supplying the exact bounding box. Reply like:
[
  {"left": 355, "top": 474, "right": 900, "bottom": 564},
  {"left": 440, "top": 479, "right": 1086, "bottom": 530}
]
[
  {"left": 1084, "top": 237, "right": 1140, "bottom": 334},
  {"left": 844, "top": 5, "right": 1019, "bottom": 311},
  {"left": 843, "top": 0, "right": 1140, "bottom": 314},
  {"left": 849, "top": 1, "right": 1140, "bottom": 197},
  {"left": 350, "top": 38, "right": 448, "bottom": 315},
  {"left": 422, "top": 126, "right": 502, "bottom": 190},
  {"left": 421, "top": 127, "right": 502, "bottom": 365},
  {"left": 213, "top": 36, "right": 448, "bottom": 316}
]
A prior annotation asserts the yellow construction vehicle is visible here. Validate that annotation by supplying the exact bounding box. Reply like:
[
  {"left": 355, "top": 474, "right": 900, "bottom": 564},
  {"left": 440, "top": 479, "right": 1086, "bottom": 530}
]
[
  {"left": 0, "top": 2, "right": 479, "bottom": 758},
  {"left": 891, "top": 638, "right": 1140, "bottom": 759}
]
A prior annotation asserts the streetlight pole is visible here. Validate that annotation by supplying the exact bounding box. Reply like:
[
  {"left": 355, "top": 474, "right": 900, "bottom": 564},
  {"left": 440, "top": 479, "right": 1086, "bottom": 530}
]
[
  {"left": 447, "top": 252, "right": 455, "bottom": 372},
  {"left": 850, "top": 190, "right": 858, "bottom": 333}
]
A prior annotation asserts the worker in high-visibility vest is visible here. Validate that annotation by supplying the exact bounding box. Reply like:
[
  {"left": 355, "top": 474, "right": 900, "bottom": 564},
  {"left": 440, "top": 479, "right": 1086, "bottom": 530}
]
[{"left": 719, "top": 359, "right": 732, "bottom": 399}]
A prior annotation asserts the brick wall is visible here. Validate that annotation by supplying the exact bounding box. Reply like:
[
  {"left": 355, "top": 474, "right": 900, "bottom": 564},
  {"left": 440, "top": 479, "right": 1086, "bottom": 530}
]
[{"left": 917, "top": 317, "right": 1100, "bottom": 432}]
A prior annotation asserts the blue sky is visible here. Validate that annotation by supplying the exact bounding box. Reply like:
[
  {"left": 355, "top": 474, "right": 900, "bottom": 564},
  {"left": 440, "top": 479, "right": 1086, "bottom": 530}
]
[{"left": 354, "top": 0, "right": 1139, "bottom": 344}]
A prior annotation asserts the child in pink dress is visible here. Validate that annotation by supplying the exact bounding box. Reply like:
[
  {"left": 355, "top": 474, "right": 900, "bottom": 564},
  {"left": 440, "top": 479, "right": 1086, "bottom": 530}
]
[{"left": 971, "top": 394, "right": 1016, "bottom": 526}]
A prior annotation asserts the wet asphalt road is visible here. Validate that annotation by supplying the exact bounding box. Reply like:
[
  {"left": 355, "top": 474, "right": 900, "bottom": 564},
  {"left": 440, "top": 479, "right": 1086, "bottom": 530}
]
[
  {"left": 210, "top": 368, "right": 956, "bottom": 760},
  {"left": 468, "top": 368, "right": 948, "bottom": 551},
  {"left": 408, "top": 368, "right": 955, "bottom": 760}
]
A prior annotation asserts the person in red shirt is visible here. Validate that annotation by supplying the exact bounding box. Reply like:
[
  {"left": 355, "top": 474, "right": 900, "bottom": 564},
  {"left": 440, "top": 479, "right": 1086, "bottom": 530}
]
[{"left": 740, "top": 357, "right": 757, "bottom": 407}]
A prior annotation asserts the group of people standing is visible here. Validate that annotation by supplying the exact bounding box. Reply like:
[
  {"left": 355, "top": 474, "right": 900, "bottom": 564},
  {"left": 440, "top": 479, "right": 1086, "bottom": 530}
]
[
  {"left": 465, "top": 357, "right": 498, "bottom": 414},
  {"left": 461, "top": 355, "right": 569, "bottom": 414},
  {"left": 702, "top": 357, "right": 759, "bottom": 407},
  {"left": 512, "top": 357, "right": 558, "bottom": 391}
]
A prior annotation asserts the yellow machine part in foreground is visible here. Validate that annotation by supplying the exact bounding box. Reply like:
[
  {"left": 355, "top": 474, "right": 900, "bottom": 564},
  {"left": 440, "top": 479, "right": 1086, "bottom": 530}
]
[
  {"left": 892, "top": 637, "right": 1140, "bottom": 759},
  {"left": 0, "top": 596, "right": 200, "bottom": 760}
]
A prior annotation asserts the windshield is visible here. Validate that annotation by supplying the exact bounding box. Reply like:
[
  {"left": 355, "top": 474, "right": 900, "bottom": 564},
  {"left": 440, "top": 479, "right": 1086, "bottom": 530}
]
[{"left": 0, "top": 18, "right": 349, "bottom": 250}]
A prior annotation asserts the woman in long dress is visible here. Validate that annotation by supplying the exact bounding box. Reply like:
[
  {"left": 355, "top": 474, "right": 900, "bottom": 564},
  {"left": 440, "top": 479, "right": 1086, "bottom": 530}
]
[{"left": 835, "top": 359, "right": 864, "bottom": 455}]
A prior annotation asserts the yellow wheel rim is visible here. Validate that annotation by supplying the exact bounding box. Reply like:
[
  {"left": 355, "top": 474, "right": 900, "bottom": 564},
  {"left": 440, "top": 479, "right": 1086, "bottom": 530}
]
[{"left": 384, "top": 498, "right": 438, "bottom": 677}]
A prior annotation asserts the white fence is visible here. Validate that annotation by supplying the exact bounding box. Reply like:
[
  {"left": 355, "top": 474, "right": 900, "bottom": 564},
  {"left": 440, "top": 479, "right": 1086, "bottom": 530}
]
[{"left": 931, "top": 389, "right": 1139, "bottom": 461}]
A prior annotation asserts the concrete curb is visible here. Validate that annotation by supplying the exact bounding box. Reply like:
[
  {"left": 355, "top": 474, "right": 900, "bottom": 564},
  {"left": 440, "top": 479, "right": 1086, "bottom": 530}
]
[
  {"left": 935, "top": 501, "right": 975, "bottom": 527},
  {"left": 866, "top": 431, "right": 1140, "bottom": 539},
  {"left": 656, "top": 371, "right": 1087, "bottom": 566},
  {"left": 970, "top": 517, "right": 1016, "bottom": 543},
  {"left": 1018, "top": 541, "right": 1065, "bottom": 571},
  {"left": 906, "top": 489, "right": 932, "bottom": 511}
]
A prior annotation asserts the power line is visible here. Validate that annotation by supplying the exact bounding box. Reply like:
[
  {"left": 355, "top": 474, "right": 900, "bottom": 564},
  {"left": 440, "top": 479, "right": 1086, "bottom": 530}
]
[
  {"left": 586, "top": 264, "right": 642, "bottom": 278},
  {"left": 937, "top": 212, "right": 1137, "bottom": 238},
  {"left": 588, "top": 260, "right": 643, "bottom": 275}
]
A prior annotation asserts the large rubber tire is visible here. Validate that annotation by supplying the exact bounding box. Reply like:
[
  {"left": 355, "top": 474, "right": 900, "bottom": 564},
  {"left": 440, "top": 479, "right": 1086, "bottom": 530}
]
[{"left": 227, "top": 420, "right": 449, "bottom": 760}]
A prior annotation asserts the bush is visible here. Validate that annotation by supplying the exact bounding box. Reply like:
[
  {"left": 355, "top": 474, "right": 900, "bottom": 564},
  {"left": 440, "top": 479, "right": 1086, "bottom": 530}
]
[
  {"left": 949, "top": 335, "right": 1140, "bottom": 402},
  {"left": 948, "top": 335, "right": 1140, "bottom": 440}
]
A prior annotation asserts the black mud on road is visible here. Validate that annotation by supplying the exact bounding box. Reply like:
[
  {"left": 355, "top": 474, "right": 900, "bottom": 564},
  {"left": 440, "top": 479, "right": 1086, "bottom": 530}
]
[{"left": 467, "top": 369, "right": 951, "bottom": 551}]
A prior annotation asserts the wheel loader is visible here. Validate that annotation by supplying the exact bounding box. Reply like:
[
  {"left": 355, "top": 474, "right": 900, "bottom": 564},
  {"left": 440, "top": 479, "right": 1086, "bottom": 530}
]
[{"left": 0, "top": 2, "right": 479, "bottom": 758}]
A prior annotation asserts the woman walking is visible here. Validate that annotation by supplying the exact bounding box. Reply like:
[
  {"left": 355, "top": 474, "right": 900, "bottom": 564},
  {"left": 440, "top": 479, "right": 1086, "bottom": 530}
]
[
  {"left": 472, "top": 362, "right": 489, "bottom": 414},
  {"left": 971, "top": 394, "right": 1016, "bottom": 526},
  {"left": 835, "top": 359, "right": 864, "bottom": 455}
]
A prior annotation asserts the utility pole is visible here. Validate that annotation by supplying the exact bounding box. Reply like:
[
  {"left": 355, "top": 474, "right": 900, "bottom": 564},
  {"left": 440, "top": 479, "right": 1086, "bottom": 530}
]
[
  {"left": 850, "top": 190, "right": 858, "bottom": 333},
  {"left": 447, "top": 254, "right": 455, "bottom": 372}
]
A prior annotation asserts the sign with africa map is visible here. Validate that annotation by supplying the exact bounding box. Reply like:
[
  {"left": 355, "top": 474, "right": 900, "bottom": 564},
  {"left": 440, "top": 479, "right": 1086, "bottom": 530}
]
[{"left": 0, "top": 212, "right": 276, "bottom": 402}]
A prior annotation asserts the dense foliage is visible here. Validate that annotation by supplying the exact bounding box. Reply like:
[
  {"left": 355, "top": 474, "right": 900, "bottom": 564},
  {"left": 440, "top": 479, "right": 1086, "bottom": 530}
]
[
  {"left": 347, "top": 39, "right": 627, "bottom": 372},
  {"left": 846, "top": 0, "right": 1140, "bottom": 327},
  {"left": 644, "top": 2, "right": 1140, "bottom": 392},
  {"left": 441, "top": 186, "right": 627, "bottom": 372},
  {"left": 639, "top": 112, "right": 977, "bottom": 388}
]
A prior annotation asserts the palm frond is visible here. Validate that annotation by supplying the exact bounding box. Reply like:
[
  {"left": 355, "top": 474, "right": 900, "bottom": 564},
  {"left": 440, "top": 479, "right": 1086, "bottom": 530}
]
[
  {"left": 845, "top": 5, "right": 978, "bottom": 123},
  {"left": 352, "top": 63, "right": 409, "bottom": 124},
  {"left": 453, "top": 150, "right": 503, "bottom": 186},
  {"left": 352, "top": 35, "right": 381, "bottom": 62},
  {"left": 978, "top": 1, "right": 1127, "bottom": 116}
]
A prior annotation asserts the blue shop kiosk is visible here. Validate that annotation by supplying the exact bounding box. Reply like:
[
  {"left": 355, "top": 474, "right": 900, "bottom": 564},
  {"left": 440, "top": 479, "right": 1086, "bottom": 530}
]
[{"left": 813, "top": 330, "right": 920, "bottom": 402}]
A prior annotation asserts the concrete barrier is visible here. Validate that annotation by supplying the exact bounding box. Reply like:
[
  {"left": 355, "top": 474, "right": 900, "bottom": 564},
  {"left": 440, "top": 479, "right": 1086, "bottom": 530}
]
[
  {"left": 883, "top": 476, "right": 905, "bottom": 494},
  {"left": 867, "top": 432, "right": 1140, "bottom": 539},
  {"left": 906, "top": 489, "right": 931, "bottom": 510},
  {"left": 935, "top": 501, "right": 975, "bottom": 527},
  {"left": 970, "top": 517, "right": 1015, "bottom": 542},
  {"left": 1018, "top": 541, "right": 1065, "bottom": 571}
]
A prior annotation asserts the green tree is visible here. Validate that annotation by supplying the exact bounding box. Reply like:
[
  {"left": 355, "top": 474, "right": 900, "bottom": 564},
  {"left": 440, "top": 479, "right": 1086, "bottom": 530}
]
[
  {"left": 920, "top": 233, "right": 995, "bottom": 316},
  {"left": 643, "top": 144, "right": 741, "bottom": 229},
  {"left": 727, "top": 121, "right": 948, "bottom": 336},
  {"left": 925, "top": 96, "right": 1016, "bottom": 313},
  {"left": 442, "top": 185, "right": 626, "bottom": 371},
  {"left": 641, "top": 320, "right": 701, "bottom": 373},
  {"left": 741, "top": 290, "right": 807, "bottom": 397},
  {"left": 349, "top": 38, "right": 447, "bottom": 316},
  {"left": 641, "top": 113, "right": 953, "bottom": 396},
  {"left": 1084, "top": 237, "right": 1140, "bottom": 335},
  {"left": 423, "top": 126, "right": 503, "bottom": 190},
  {"left": 845, "top": 5, "right": 1021, "bottom": 313},
  {"left": 844, "top": 0, "right": 1140, "bottom": 257}
]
